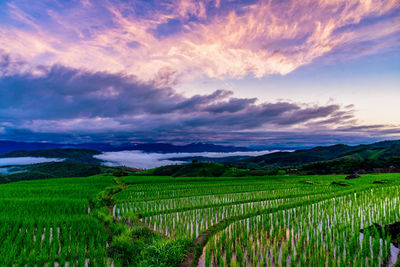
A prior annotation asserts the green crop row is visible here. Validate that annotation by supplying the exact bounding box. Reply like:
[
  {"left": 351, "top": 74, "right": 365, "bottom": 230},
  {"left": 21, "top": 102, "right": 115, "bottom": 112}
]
[{"left": 0, "top": 175, "right": 114, "bottom": 266}]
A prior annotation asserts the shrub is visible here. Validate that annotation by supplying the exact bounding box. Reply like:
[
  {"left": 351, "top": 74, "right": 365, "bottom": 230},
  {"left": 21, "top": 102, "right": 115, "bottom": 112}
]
[
  {"left": 139, "top": 239, "right": 191, "bottom": 267},
  {"left": 113, "top": 169, "right": 130, "bottom": 177}
]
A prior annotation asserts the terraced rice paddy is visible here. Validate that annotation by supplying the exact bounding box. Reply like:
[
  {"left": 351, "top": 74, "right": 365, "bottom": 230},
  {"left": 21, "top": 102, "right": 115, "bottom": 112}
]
[
  {"left": 1, "top": 173, "right": 400, "bottom": 266},
  {"left": 0, "top": 176, "right": 114, "bottom": 266},
  {"left": 116, "top": 174, "right": 400, "bottom": 266}
]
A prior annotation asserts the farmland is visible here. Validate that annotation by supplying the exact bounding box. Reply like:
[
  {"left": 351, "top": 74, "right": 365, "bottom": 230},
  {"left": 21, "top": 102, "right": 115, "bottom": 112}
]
[
  {"left": 0, "top": 176, "right": 113, "bottom": 266},
  {"left": 1, "top": 173, "right": 400, "bottom": 266}
]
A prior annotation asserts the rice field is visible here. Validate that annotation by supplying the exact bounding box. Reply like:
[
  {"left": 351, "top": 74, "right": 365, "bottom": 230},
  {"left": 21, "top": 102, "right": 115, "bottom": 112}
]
[
  {"left": 0, "top": 176, "right": 114, "bottom": 266},
  {"left": 116, "top": 174, "right": 400, "bottom": 266},
  {"left": 1, "top": 173, "right": 400, "bottom": 266},
  {"left": 203, "top": 186, "right": 400, "bottom": 266}
]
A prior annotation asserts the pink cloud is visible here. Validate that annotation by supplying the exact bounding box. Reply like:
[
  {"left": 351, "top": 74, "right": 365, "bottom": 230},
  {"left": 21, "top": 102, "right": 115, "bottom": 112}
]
[{"left": 0, "top": 0, "right": 398, "bottom": 81}]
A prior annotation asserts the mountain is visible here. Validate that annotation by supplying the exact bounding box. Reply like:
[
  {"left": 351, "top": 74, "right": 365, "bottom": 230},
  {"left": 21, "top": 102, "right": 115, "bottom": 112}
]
[
  {"left": 0, "top": 162, "right": 103, "bottom": 183},
  {"left": 231, "top": 140, "right": 400, "bottom": 172},
  {"left": 109, "top": 142, "right": 257, "bottom": 153},
  {"left": 0, "top": 140, "right": 259, "bottom": 154},
  {"left": 0, "top": 161, "right": 131, "bottom": 184},
  {"left": 231, "top": 144, "right": 355, "bottom": 169}
]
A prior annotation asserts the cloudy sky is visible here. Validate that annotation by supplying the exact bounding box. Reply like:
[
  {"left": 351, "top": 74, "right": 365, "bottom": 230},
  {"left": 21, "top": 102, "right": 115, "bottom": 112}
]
[{"left": 0, "top": 0, "right": 399, "bottom": 147}]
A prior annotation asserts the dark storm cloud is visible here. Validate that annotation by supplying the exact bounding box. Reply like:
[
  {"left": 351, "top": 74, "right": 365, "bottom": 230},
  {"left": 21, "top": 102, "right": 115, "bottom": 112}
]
[
  {"left": 275, "top": 105, "right": 342, "bottom": 125},
  {"left": 204, "top": 98, "right": 257, "bottom": 114},
  {"left": 0, "top": 64, "right": 350, "bottom": 119},
  {"left": 1, "top": 62, "right": 389, "bottom": 145},
  {"left": 0, "top": 65, "right": 180, "bottom": 119}
]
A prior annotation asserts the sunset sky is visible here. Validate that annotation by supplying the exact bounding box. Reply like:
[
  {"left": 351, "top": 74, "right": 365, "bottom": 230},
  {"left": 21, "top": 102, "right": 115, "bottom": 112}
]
[{"left": 0, "top": 0, "right": 399, "bottom": 147}]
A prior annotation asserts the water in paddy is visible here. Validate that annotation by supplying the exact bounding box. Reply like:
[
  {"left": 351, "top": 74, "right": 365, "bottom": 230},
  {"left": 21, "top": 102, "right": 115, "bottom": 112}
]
[
  {"left": 360, "top": 222, "right": 400, "bottom": 266},
  {"left": 389, "top": 243, "right": 400, "bottom": 267}
]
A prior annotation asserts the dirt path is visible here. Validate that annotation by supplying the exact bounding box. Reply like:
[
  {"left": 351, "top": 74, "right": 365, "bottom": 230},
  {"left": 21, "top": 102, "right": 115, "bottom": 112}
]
[
  {"left": 88, "top": 177, "right": 126, "bottom": 242},
  {"left": 180, "top": 232, "right": 209, "bottom": 267}
]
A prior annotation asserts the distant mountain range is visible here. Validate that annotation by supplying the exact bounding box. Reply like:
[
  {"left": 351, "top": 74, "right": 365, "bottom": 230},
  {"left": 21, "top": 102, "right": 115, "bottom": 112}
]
[{"left": 0, "top": 140, "right": 263, "bottom": 154}]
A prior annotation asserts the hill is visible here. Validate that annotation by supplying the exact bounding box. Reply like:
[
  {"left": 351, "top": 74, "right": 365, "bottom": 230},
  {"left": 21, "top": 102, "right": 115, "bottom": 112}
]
[
  {"left": 230, "top": 140, "right": 400, "bottom": 173},
  {"left": 0, "top": 148, "right": 102, "bottom": 164},
  {"left": 0, "top": 162, "right": 104, "bottom": 183},
  {"left": 231, "top": 144, "right": 356, "bottom": 169},
  {"left": 0, "top": 161, "right": 136, "bottom": 184}
]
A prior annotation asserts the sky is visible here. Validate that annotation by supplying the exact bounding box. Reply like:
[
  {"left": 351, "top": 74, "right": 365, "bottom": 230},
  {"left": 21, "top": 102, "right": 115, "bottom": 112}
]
[{"left": 0, "top": 0, "right": 399, "bottom": 147}]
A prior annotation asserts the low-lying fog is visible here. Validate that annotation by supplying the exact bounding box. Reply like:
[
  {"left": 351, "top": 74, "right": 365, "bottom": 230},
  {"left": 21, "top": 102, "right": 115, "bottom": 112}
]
[{"left": 95, "top": 150, "right": 275, "bottom": 169}]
